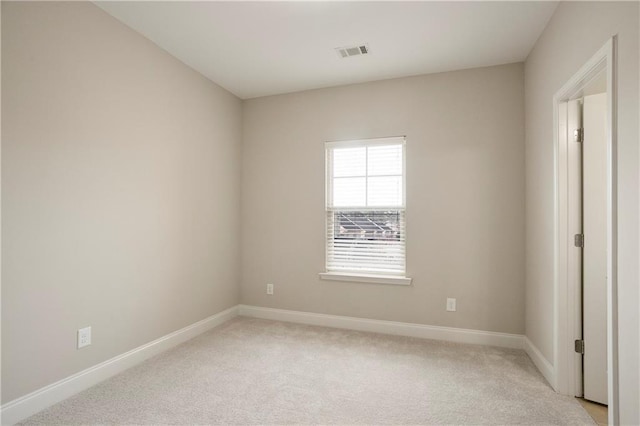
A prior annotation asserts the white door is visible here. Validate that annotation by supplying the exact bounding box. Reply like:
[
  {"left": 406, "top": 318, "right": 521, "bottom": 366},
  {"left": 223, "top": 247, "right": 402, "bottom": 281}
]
[
  {"left": 582, "top": 93, "right": 608, "bottom": 405},
  {"left": 567, "top": 99, "right": 584, "bottom": 396}
]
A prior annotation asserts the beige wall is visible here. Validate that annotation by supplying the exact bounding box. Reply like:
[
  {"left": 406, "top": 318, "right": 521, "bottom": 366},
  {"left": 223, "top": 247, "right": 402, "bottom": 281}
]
[
  {"left": 241, "top": 63, "right": 526, "bottom": 335},
  {"left": 1, "top": 2, "right": 242, "bottom": 403},
  {"left": 524, "top": 2, "right": 639, "bottom": 423}
]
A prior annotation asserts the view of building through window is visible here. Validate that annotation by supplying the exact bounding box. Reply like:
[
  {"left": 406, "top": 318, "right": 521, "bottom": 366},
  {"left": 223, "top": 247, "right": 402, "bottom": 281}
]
[{"left": 333, "top": 211, "right": 401, "bottom": 241}]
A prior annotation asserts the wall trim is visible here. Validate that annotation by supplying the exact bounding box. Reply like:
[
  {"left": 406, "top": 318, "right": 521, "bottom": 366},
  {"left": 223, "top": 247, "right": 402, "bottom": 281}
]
[
  {"left": 0, "top": 305, "right": 239, "bottom": 426},
  {"left": 238, "top": 305, "right": 524, "bottom": 349},
  {"left": 524, "top": 336, "right": 556, "bottom": 389}
]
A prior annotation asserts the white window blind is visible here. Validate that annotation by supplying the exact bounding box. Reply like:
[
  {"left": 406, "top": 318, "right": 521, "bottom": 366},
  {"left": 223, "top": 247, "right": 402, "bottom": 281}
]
[{"left": 325, "top": 137, "right": 406, "bottom": 276}]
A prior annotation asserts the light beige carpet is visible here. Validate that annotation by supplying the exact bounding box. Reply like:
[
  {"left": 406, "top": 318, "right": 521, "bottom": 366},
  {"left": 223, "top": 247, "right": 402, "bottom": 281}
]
[{"left": 22, "top": 317, "right": 595, "bottom": 425}]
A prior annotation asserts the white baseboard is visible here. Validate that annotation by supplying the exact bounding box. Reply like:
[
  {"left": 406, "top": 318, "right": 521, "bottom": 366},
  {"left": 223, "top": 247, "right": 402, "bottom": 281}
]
[
  {"left": 238, "top": 305, "right": 524, "bottom": 349},
  {"left": 1, "top": 305, "right": 239, "bottom": 426},
  {"left": 524, "top": 336, "right": 556, "bottom": 389}
]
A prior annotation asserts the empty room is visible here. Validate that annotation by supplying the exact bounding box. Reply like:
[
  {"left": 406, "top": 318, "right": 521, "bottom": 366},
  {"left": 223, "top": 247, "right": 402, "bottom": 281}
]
[{"left": 1, "top": 1, "right": 638, "bottom": 425}]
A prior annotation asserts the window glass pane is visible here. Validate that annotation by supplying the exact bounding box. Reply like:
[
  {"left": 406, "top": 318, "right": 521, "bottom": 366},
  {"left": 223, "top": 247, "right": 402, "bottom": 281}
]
[
  {"left": 332, "top": 210, "right": 402, "bottom": 242},
  {"left": 367, "top": 144, "right": 402, "bottom": 176},
  {"left": 367, "top": 176, "right": 402, "bottom": 206},
  {"left": 333, "top": 177, "right": 366, "bottom": 207},
  {"left": 328, "top": 210, "right": 405, "bottom": 274},
  {"left": 333, "top": 147, "right": 366, "bottom": 177}
]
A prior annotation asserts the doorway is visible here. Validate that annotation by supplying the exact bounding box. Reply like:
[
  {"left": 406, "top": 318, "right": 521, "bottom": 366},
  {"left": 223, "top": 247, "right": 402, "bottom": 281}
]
[{"left": 553, "top": 38, "right": 617, "bottom": 425}]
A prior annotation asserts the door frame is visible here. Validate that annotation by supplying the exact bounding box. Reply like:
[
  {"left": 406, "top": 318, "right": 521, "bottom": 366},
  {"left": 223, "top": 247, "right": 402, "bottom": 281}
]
[{"left": 553, "top": 37, "right": 617, "bottom": 424}]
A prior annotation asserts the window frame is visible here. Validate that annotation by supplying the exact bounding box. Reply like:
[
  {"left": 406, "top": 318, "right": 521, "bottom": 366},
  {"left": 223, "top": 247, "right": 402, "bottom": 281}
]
[{"left": 320, "top": 136, "right": 412, "bottom": 286}]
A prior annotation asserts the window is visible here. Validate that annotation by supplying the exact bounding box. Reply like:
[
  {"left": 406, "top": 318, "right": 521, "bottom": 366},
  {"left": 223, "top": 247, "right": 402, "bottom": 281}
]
[{"left": 320, "top": 137, "right": 410, "bottom": 285}]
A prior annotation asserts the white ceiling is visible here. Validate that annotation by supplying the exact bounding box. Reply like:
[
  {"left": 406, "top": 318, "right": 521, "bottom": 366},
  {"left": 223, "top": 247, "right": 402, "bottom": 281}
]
[{"left": 96, "top": 1, "right": 558, "bottom": 99}]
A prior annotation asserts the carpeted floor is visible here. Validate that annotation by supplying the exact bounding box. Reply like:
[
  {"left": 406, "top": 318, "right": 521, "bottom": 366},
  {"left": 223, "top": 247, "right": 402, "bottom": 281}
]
[{"left": 22, "top": 317, "right": 595, "bottom": 425}]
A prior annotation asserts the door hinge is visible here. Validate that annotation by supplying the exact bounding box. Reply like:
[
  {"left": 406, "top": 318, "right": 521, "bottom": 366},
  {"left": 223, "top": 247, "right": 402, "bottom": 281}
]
[
  {"left": 574, "top": 233, "right": 584, "bottom": 247},
  {"left": 574, "top": 128, "right": 584, "bottom": 143},
  {"left": 575, "top": 339, "right": 585, "bottom": 354}
]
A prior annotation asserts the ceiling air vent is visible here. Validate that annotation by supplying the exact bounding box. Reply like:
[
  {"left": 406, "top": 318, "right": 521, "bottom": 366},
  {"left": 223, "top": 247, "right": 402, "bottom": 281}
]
[{"left": 336, "top": 44, "right": 370, "bottom": 59}]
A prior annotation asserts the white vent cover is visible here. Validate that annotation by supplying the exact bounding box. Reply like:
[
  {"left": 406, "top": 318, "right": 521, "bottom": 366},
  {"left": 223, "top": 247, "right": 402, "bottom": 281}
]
[{"left": 335, "top": 44, "right": 370, "bottom": 58}]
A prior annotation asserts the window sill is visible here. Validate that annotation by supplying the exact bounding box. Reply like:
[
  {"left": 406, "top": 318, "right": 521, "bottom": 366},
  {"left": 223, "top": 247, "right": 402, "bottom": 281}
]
[{"left": 318, "top": 272, "right": 412, "bottom": 286}]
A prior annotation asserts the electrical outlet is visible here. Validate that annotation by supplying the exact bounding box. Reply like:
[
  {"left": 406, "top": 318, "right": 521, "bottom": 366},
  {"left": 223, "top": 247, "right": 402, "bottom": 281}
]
[
  {"left": 446, "top": 298, "right": 457, "bottom": 312},
  {"left": 77, "top": 326, "right": 92, "bottom": 349},
  {"left": 266, "top": 283, "right": 274, "bottom": 295}
]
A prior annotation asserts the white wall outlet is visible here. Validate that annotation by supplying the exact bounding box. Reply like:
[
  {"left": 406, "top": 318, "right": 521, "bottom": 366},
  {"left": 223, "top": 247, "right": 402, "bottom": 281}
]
[
  {"left": 77, "top": 326, "right": 92, "bottom": 349},
  {"left": 446, "top": 298, "right": 457, "bottom": 312},
  {"left": 266, "top": 283, "right": 274, "bottom": 295}
]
